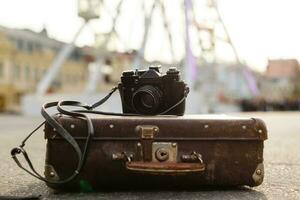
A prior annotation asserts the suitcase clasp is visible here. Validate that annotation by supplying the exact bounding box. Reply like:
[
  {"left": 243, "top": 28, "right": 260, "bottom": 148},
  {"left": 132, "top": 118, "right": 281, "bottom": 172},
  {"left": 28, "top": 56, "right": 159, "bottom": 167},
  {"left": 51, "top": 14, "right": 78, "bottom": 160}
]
[
  {"left": 112, "top": 152, "right": 134, "bottom": 162},
  {"left": 136, "top": 125, "right": 159, "bottom": 162},
  {"left": 136, "top": 125, "right": 159, "bottom": 139}
]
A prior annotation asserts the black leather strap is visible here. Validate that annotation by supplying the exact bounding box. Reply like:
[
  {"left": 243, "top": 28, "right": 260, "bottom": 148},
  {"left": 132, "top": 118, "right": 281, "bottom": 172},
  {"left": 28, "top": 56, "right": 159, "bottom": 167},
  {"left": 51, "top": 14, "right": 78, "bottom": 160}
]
[
  {"left": 10, "top": 96, "right": 110, "bottom": 184},
  {"left": 11, "top": 101, "right": 94, "bottom": 184}
]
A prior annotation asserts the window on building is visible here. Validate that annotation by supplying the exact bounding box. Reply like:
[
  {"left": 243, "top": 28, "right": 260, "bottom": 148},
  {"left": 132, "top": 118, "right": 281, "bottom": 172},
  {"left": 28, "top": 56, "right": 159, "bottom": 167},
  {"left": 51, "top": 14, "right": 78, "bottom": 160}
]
[
  {"left": 13, "top": 64, "right": 20, "bottom": 80},
  {"left": 70, "top": 50, "right": 81, "bottom": 61},
  {"left": 27, "top": 42, "right": 33, "bottom": 53},
  {"left": 25, "top": 65, "right": 30, "bottom": 80},
  {"left": 103, "top": 58, "right": 112, "bottom": 83},
  {"left": 17, "top": 39, "right": 23, "bottom": 50}
]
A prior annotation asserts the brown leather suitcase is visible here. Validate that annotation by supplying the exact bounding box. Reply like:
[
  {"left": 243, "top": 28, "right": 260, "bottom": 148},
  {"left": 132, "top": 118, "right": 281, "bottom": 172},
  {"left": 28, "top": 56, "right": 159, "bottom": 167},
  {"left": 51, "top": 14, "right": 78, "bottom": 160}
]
[{"left": 43, "top": 114, "right": 267, "bottom": 191}]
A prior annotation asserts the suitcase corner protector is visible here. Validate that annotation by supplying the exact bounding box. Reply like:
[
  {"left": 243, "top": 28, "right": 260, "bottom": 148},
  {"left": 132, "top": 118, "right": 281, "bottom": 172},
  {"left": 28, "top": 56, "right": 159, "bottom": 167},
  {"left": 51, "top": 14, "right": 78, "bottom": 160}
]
[
  {"left": 251, "top": 118, "right": 268, "bottom": 140},
  {"left": 252, "top": 163, "right": 264, "bottom": 186}
]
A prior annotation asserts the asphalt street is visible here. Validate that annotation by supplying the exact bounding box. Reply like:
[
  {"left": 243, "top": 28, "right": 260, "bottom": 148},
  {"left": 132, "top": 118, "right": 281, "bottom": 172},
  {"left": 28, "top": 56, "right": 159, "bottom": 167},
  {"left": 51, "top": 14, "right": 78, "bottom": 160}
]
[{"left": 0, "top": 112, "right": 299, "bottom": 200}]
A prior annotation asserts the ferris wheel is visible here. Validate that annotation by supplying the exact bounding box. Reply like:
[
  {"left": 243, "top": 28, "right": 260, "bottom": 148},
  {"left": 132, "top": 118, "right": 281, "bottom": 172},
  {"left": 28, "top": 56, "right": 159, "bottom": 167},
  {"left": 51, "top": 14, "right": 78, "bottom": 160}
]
[{"left": 37, "top": 0, "right": 258, "bottom": 99}]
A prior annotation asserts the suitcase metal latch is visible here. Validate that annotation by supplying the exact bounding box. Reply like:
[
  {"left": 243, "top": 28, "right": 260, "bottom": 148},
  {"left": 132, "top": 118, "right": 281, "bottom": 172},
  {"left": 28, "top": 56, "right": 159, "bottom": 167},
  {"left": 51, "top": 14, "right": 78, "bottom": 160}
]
[
  {"left": 136, "top": 125, "right": 159, "bottom": 139},
  {"left": 136, "top": 125, "right": 159, "bottom": 161},
  {"left": 112, "top": 152, "right": 134, "bottom": 162}
]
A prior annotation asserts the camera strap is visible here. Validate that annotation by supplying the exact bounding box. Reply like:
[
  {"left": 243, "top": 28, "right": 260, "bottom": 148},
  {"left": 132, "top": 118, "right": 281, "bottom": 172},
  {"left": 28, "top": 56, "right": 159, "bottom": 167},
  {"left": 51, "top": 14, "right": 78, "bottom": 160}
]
[{"left": 10, "top": 86, "right": 188, "bottom": 185}]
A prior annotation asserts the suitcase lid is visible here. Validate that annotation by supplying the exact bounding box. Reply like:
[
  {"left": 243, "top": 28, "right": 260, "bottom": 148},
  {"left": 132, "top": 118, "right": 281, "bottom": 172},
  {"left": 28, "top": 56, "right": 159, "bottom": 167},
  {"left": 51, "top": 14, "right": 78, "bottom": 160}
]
[{"left": 44, "top": 114, "right": 267, "bottom": 141}]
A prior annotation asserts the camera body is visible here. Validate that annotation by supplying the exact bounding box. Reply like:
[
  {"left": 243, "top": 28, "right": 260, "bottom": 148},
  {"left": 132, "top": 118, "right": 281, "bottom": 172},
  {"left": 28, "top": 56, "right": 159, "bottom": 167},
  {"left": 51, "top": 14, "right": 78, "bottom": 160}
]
[{"left": 118, "top": 66, "right": 188, "bottom": 115}]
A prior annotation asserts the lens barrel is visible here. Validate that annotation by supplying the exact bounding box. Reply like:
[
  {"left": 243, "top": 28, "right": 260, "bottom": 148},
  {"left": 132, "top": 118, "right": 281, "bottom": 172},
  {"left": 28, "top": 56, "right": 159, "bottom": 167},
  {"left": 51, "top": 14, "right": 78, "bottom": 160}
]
[{"left": 132, "top": 85, "right": 162, "bottom": 115}]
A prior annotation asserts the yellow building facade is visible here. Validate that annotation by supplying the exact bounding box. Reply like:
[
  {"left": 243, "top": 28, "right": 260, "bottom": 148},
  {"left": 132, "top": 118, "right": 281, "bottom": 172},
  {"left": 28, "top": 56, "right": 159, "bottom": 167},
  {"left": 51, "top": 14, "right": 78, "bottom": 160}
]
[{"left": 0, "top": 26, "right": 88, "bottom": 112}]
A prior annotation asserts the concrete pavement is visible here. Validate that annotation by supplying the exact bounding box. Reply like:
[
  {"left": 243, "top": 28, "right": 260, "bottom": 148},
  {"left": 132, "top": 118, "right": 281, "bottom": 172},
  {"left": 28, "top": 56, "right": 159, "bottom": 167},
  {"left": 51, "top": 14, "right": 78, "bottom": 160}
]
[{"left": 0, "top": 112, "right": 299, "bottom": 199}]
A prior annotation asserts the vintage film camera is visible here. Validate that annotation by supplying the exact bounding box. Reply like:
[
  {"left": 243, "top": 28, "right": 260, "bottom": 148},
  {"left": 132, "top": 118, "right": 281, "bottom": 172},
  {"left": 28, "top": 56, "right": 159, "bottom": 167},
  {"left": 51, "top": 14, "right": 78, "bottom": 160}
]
[{"left": 118, "top": 66, "right": 189, "bottom": 115}]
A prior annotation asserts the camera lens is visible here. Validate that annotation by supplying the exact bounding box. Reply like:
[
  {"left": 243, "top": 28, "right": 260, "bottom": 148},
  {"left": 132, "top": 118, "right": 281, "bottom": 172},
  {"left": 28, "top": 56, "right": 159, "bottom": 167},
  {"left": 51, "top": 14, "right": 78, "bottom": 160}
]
[
  {"left": 141, "top": 93, "right": 155, "bottom": 108},
  {"left": 132, "top": 85, "right": 162, "bottom": 115}
]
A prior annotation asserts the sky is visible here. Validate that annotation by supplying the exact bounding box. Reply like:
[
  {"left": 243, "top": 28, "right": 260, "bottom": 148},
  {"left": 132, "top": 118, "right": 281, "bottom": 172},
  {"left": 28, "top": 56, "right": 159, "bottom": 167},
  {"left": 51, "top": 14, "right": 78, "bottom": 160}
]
[{"left": 0, "top": 0, "right": 299, "bottom": 72}]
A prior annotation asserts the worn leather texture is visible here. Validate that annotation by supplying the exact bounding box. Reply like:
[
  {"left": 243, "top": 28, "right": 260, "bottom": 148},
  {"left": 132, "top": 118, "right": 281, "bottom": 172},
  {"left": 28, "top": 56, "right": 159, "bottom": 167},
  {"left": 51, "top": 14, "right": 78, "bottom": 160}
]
[{"left": 44, "top": 114, "right": 267, "bottom": 190}]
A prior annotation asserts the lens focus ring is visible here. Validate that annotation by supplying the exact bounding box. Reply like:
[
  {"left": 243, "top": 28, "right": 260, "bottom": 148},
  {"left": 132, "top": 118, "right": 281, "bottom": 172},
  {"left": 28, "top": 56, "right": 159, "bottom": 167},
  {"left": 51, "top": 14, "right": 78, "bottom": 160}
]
[{"left": 132, "top": 85, "right": 162, "bottom": 115}]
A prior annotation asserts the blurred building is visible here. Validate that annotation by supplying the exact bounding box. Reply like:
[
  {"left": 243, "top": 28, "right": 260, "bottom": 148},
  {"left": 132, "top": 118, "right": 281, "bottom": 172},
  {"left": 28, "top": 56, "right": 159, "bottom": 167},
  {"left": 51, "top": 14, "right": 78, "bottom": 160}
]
[
  {"left": 0, "top": 25, "right": 90, "bottom": 112},
  {"left": 241, "top": 59, "right": 300, "bottom": 112},
  {"left": 265, "top": 59, "right": 300, "bottom": 78},
  {"left": 103, "top": 51, "right": 135, "bottom": 84},
  {"left": 260, "top": 59, "right": 300, "bottom": 102},
  {"left": 185, "top": 62, "right": 256, "bottom": 113}
]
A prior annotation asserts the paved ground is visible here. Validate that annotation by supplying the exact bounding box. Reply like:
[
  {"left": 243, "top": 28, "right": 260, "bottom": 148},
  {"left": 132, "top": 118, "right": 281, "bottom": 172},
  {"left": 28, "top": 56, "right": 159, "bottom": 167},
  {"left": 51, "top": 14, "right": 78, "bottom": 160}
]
[{"left": 0, "top": 112, "right": 299, "bottom": 200}]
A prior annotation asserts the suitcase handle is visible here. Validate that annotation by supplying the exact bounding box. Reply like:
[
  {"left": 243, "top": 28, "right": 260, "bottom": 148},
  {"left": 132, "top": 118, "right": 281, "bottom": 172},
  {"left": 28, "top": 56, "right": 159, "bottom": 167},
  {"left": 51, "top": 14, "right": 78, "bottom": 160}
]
[
  {"left": 123, "top": 151, "right": 205, "bottom": 174},
  {"left": 126, "top": 162, "right": 205, "bottom": 174}
]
